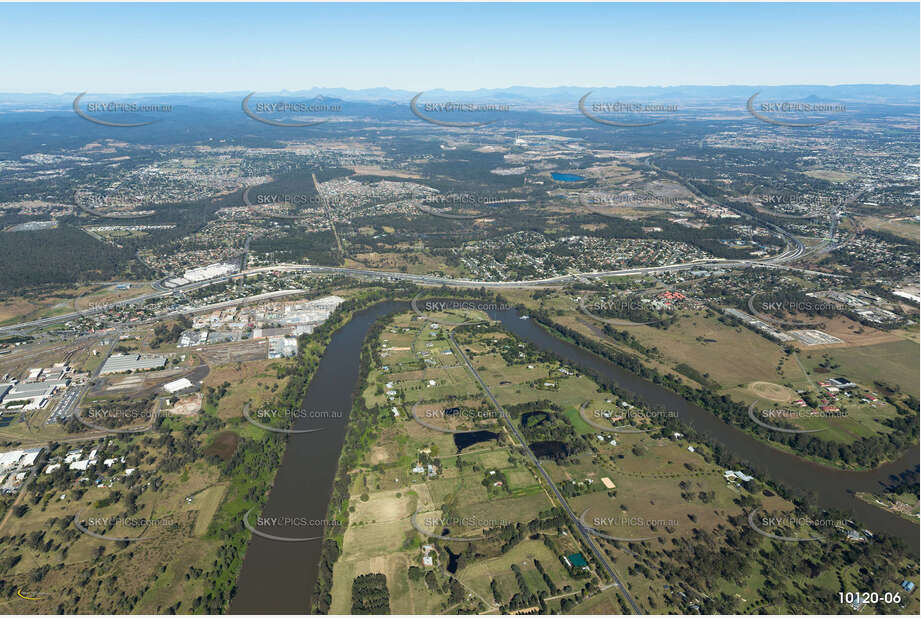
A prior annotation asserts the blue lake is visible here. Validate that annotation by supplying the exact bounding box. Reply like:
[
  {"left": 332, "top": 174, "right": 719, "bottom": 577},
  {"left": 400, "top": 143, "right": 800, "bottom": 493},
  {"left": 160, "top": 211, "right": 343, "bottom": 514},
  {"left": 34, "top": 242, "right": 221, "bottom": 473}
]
[{"left": 551, "top": 172, "right": 585, "bottom": 182}]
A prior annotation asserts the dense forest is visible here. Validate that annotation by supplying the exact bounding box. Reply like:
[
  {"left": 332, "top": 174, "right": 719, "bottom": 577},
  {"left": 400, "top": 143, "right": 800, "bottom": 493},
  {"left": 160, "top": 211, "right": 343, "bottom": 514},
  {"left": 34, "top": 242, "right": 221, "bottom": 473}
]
[
  {"left": 350, "top": 573, "right": 390, "bottom": 614},
  {"left": 0, "top": 225, "right": 142, "bottom": 293}
]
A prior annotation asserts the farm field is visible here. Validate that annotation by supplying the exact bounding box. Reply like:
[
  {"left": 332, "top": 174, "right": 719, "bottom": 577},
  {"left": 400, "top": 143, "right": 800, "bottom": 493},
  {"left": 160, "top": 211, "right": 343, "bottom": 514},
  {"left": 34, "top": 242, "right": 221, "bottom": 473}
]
[
  {"left": 797, "top": 340, "right": 920, "bottom": 399},
  {"left": 331, "top": 311, "right": 625, "bottom": 613},
  {"left": 324, "top": 309, "right": 917, "bottom": 615},
  {"left": 505, "top": 288, "right": 919, "bottom": 466}
]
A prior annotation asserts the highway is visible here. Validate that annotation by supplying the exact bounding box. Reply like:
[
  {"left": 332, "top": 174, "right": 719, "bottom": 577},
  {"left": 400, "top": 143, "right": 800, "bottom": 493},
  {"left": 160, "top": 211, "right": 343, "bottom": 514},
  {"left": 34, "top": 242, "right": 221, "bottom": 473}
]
[
  {"left": 0, "top": 159, "right": 846, "bottom": 339},
  {"left": 0, "top": 179, "right": 840, "bottom": 338},
  {"left": 644, "top": 159, "right": 808, "bottom": 263},
  {"left": 448, "top": 331, "right": 643, "bottom": 615},
  {"left": 0, "top": 255, "right": 843, "bottom": 336}
]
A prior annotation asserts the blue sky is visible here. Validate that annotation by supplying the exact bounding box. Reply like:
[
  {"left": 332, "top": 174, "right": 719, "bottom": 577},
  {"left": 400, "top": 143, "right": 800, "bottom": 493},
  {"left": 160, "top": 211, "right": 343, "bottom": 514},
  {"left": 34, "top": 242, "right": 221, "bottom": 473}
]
[{"left": 2, "top": 2, "right": 918, "bottom": 92}]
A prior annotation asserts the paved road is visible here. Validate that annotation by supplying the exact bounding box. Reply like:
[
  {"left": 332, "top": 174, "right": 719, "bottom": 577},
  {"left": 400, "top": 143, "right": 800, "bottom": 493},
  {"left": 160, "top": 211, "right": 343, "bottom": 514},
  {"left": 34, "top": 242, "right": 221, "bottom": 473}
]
[
  {"left": 0, "top": 257, "right": 842, "bottom": 336},
  {"left": 0, "top": 208, "right": 847, "bottom": 342},
  {"left": 313, "top": 173, "right": 344, "bottom": 255},
  {"left": 645, "top": 159, "right": 808, "bottom": 261},
  {"left": 2, "top": 164, "right": 841, "bottom": 339},
  {"left": 448, "top": 331, "right": 643, "bottom": 615}
]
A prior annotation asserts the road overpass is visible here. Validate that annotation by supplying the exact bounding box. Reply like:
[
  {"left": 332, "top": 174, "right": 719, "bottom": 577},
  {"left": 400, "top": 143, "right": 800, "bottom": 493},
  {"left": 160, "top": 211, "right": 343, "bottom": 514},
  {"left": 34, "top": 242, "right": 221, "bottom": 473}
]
[{"left": 0, "top": 258, "right": 843, "bottom": 335}]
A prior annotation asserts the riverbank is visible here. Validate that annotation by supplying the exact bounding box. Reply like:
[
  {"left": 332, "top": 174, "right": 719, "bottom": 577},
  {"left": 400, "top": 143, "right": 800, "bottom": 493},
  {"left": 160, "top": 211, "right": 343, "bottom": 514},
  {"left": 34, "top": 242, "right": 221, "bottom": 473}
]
[
  {"left": 317, "top": 302, "right": 919, "bottom": 614},
  {"left": 230, "top": 296, "right": 407, "bottom": 613},
  {"left": 233, "top": 294, "right": 917, "bottom": 613},
  {"left": 486, "top": 305, "right": 918, "bottom": 552}
]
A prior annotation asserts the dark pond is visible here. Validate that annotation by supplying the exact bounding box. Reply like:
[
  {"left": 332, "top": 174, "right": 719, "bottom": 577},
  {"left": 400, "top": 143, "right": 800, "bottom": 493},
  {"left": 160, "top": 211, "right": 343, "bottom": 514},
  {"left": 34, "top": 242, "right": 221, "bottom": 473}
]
[
  {"left": 485, "top": 305, "right": 919, "bottom": 554},
  {"left": 453, "top": 430, "right": 499, "bottom": 451},
  {"left": 530, "top": 440, "right": 569, "bottom": 459},
  {"left": 445, "top": 547, "right": 460, "bottom": 574},
  {"left": 233, "top": 299, "right": 918, "bottom": 613}
]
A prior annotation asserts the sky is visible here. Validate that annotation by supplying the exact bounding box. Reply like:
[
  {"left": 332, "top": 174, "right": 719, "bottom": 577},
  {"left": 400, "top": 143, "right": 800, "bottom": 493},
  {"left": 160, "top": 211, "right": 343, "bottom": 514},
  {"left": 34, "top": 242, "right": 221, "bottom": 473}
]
[{"left": 2, "top": 2, "right": 918, "bottom": 93}]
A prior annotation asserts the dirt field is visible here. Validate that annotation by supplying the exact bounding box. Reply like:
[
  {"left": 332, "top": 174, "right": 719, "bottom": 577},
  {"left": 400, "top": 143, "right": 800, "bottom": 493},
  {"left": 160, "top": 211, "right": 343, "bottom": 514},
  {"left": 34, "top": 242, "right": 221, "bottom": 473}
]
[
  {"left": 191, "top": 483, "right": 228, "bottom": 537},
  {"left": 792, "top": 314, "right": 909, "bottom": 348},
  {"left": 204, "top": 358, "right": 289, "bottom": 419},
  {"left": 195, "top": 340, "right": 268, "bottom": 364},
  {"left": 167, "top": 392, "right": 203, "bottom": 416},
  {"left": 747, "top": 381, "right": 798, "bottom": 402}
]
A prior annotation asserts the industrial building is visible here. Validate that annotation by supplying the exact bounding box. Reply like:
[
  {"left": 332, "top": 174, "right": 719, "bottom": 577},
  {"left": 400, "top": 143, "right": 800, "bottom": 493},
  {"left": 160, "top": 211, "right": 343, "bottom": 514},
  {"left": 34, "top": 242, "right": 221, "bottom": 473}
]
[
  {"left": 268, "top": 336, "right": 299, "bottom": 359},
  {"left": 723, "top": 307, "right": 796, "bottom": 343},
  {"left": 0, "top": 380, "right": 68, "bottom": 410},
  {"left": 164, "top": 262, "right": 239, "bottom": 288},
  {"left": 0, "top": 447, "right": 43, "bottom": 493},
  {"left": 163, "top": 377, "right": 195, "bottom": 394},
  {"left": 99, "top": 353, "right": 167, "bottom": 375},
  {"left": 828, "top": 377, "right": 857, "bottom": 389}
]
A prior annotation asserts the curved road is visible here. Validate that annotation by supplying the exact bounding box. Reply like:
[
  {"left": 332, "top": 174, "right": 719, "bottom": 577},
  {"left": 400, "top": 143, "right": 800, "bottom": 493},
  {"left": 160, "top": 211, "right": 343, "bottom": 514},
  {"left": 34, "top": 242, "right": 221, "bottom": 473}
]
[
  {"left": 0, "top": 257, "right": 841, "bottom": 336},
  {"left": 2, "top": 163, "right": 839, "bottom": 338},
  {"left": 1, "top": 175, "right": 840, "bottom": 337}
]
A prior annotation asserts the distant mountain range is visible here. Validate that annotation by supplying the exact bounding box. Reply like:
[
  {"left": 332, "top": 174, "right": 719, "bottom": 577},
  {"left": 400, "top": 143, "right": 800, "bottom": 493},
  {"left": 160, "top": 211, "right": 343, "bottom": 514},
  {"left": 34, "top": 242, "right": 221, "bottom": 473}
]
[{"left": 1, "top": 84, "right": 917, "bottom": 112}]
